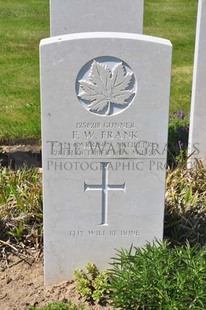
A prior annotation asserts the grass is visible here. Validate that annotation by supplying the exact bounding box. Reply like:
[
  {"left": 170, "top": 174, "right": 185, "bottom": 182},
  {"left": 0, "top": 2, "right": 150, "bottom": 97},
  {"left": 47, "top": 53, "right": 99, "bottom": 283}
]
[
  {"left": 165, "top": 161, "right": 206, "bottom": 246},
  {"left": 0, "top": 0, "right": 49, "bottom": 142},
  {"left": 30, "top": 301, "right": 85, "bottom": 310},
  {"left": 0, "top": 166, "right": 43, "bottom": 248},
  {"left": 144, "top": 0, "right": 198, "bottom": 113},
  {"left": 0, "top": 0, "right": 198, "bottom": 142}
]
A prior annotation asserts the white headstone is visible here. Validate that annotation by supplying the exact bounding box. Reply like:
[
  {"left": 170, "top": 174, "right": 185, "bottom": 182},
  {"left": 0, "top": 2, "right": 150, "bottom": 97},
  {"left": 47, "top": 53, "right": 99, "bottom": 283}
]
[
  {"left": 50, "top": 0, "right": 144, "bottom": 36},
  {"left": 188, "top": 0, "right": 206, "bottom": 165},
  {"left": 40, "top": 32, "right": 172, "bottom": 285}
]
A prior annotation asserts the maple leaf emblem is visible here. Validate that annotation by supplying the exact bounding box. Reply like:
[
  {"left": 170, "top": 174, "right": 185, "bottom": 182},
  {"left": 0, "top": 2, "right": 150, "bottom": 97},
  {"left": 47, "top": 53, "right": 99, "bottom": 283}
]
[{"left": 78, "top": 60, "right": 135, "bottom": 115}]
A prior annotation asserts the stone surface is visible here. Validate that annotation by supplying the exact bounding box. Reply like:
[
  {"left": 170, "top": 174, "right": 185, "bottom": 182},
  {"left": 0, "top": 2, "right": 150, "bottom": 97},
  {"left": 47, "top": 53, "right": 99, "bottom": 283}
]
[
  {"left": 40, "top": 32, "right": 172, "bottom": 285},
  {"left": 188, "top": 0, "right": 206, "bottom": 165},
  {"left": 50, "top": 0, "right": 144, "bottom": 36}
]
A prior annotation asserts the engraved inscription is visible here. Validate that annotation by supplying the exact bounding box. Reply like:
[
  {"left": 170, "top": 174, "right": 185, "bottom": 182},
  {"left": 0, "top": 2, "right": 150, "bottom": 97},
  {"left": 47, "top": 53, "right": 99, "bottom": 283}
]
[
  {"left": 76, "top": 57, "right": 137, "bottom": 116},
  {"left": 67, "top": 229, "right": 140, "bottom": 237},
  {"left": 84, "top": 162, "right": 126, "bottom": 226}
]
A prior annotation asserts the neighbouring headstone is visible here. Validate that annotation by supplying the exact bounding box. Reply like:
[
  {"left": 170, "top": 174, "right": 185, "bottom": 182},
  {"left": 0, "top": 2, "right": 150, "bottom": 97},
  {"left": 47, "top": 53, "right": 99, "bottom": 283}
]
[
  {"left": 40, "top": 32, "right": 172, "bottom": 285},
  {"left": 50, "top": 0, "right": 144, "bottom": 36},
  {"left": 188, "top": 0, "right": 206, "bottom": 166}
]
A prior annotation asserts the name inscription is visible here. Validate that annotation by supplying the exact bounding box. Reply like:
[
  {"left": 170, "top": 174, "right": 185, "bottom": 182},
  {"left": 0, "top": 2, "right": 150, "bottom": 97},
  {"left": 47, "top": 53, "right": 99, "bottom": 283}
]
[{"left": 45, "top": 122, "right": 167, "bottom": 158}]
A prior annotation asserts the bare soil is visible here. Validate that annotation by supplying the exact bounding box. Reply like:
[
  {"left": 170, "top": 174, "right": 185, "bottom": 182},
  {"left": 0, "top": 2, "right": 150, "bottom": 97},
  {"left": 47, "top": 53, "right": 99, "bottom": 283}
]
[{"left": 0, "top": 250, "right": 114, "bottom": 310}]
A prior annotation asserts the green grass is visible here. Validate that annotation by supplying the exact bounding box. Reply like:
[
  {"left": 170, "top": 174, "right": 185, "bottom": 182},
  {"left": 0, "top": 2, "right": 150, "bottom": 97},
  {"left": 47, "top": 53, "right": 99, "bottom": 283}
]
[
  {"left": 0, "top": 0, "right": 49, "bottom": 142},
  {"left": 144, "top": 0, "right": 198, "bottom": 113},
  {"left": 30, "top": 300, "right": 85, "bottom": 310},
  {"left": 0, "top": 0, "right": 198, "bottom": 141}
]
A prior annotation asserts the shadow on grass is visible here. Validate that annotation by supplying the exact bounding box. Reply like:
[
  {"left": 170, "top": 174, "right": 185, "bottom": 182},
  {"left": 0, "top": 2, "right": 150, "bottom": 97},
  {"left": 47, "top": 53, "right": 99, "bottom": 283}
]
[
  {"left": 164, "top": 203, "right": 206, "bottom": 247},
  {"left": 0, "top": 144, "right": 41, "bottom": 169}
]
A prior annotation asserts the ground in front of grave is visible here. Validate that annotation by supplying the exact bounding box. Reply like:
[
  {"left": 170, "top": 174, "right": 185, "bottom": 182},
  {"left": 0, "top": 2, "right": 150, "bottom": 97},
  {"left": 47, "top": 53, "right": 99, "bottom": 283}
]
[{"left": 0, "top": 250, "right": 114, "bottom": 310}]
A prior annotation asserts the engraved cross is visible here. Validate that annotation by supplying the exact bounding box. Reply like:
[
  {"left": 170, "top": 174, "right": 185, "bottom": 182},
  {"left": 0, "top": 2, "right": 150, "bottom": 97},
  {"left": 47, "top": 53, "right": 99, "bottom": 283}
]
[{"left": 84, "top": 162, "right": 126, "bottom": 226}]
